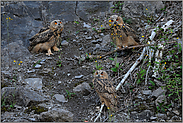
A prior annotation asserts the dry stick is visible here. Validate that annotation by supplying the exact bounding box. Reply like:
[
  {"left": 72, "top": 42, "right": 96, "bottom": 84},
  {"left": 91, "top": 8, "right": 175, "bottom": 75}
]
[
  {"left": 91, "top": 41, "right": 176, "bottom": 59},
  {"left": 94, "top": 103, "right": 104, "bottom": 122},
  {"left": 116, "top": 47, "right": 146, "bottom": 91}
]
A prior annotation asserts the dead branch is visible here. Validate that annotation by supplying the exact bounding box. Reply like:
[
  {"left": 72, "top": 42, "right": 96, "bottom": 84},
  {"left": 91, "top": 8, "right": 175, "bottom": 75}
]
[{"left": 89, "top": 41, "right": 176, "bottom": 60}]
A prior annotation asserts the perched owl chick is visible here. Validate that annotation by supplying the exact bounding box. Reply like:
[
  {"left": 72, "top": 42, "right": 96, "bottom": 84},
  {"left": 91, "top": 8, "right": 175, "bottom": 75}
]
[
  {"left": 92, "top": 70, "right": 118, "bottom": 112},
  {"left": 108, "top": 15, "right": 139, "bottom": 49},
  {"left": 28, "top": 20, "right": 64, "bottom": 56}
]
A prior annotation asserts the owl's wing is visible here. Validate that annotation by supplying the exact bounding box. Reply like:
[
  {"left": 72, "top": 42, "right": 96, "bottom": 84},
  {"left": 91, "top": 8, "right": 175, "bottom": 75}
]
[
  {"left": 93, "top": 78, "right": 116, "bottom": 94},
  {"left": 119, "top": 23, "right": 140, "bottom": 42},
  {"left": 29, "top": 28, "right": 54, "bottom": 47}
]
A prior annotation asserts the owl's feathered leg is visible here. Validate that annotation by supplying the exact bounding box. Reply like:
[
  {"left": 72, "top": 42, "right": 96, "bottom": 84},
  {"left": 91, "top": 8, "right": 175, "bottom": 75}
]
[
  {"left": 53, "top": 45, "right": 61, "bottom": 51},
  {"left": 94, "top": 103, "right": 105, "bottom": 122},
  {"left": 46, "top": 48, "right": 53, "bottom": 56}
]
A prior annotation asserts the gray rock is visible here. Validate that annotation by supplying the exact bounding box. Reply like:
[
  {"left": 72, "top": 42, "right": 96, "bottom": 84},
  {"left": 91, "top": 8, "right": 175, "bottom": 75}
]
[
  {"left": 27, "top": 69, "right": 36, "bottom": 73},
  {"left": 61, "top": 40, "right": 69, "bottom": 46},
  {"left": 75, "top": 75, "right": 84, "bottom": 79},
  {"left": 24, "top": 78, "right": 42, "bottom": 90},
  {"left": 156, "top": 113, "right": 167, "bottom": 119},
  {"left": 39, "top": 108, "right": 73, "bottom": 122},
  {"left": 73, "top": 82, "right": 91, "bottom": 96},
  {"left": 1, "top": 86, "right": 48, "bottom": 106},
  {"left": 83, "top": 22, "right": 91, "bottom": 28},
  {"left": 91, "top": 38, "right": 102, "bottom": 44},
  {"left": 34, "top": 64, "right": 41, "bottom": 68},
  {"left": 150, "top": 116, "right": 157, "bottom": 120},
  {"left": 172, "top": 110, "right": 180, "bottom": 116},
  {"left": 152, "top": 87, "right": 166, "bottom": 97},
  {"left": 86, "top": 36, "right": 92, "bottom": 40},
  {"left": 142, "top": 90, "right": 152, "bottom": 95},
  {"left": 131, "top": 110, "right": 153, "bottom": 121},
  {"left": 101, "top": 34, "right": 112, "bottom": 47},
  {"left": 155, "top": 94, "right": 167, "bottom": 106},
  {"left": 54, "top": 94, "right": 68, "bottom": 103}
]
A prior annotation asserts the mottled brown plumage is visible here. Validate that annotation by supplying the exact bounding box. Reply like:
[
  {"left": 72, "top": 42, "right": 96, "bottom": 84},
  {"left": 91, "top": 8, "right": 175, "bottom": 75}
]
[
  {"left": 109, "top": 15, "right": 139, "bottom": 49},
  {"left": 28, "top": 20, "right": 64, "bottom": 56},
  {"left": 92, "top": 70, "right": 118, "bottom": 112}
]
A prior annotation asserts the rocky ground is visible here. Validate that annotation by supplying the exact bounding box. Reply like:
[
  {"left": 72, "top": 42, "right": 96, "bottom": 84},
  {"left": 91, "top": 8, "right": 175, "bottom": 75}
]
[{"left": 1, "top": 1, "right": 182, "bottom": 122}]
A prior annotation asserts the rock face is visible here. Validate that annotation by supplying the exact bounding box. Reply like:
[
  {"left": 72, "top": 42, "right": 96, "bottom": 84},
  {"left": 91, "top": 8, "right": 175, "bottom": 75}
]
[
  {"left": 1, "top": 40, "right": 31, "bottom": 69},
  {"left": 76, "top": 1, "right": 112, "bottom": 22},
  {"left": 39, "top": 108, "right": 73, "bottom": 122},
  {"left": 122, "top": 1, "right": 164, "bottom": 25}
]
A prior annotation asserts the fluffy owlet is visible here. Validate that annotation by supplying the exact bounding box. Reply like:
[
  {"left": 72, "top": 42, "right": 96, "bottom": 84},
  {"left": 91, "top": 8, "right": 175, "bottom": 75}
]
[
  {"left": 108, "top": 15, "right": 139, "bottom": 49},
  {"left": 28, "top": 20, "right": 64, "bottom": 56},
  {"left": 92, "top": 70, "right": 118, "bottom": 112}
]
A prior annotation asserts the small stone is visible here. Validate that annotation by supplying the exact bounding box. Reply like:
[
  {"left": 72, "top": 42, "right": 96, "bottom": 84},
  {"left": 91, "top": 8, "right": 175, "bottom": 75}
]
[
  {"left": 156, "top": 113, "right": 167, "bottom": 119},
  {"left": 142, "top": 90, "right": 152, "bottom": 95},
  {"left": 61, "top": 40, "right": 69, "bottom": 46},
  {"left": 58, "top": 81, "right": 62, "bottom": 84},
  {"left": 67, "top": 73, "right": 71, "bottom": 76},
  {"left": 83, "top": 22, "right": 91, "bottom": 28},
  {"left": 34, "top": 64, "right": 41, "bottom": 68},
  {"left": 84, "top": 32, "right": 87, "bottom": 35},
  {"left": 73, "top": 82, "right": 91, "bottom": 96},
  {"left": 100, "top": 33, "right": 104, "bottom": 36},
  {"left": 172, "top": 110, "right": 179, "bottom": 116},
  {"left": 91, "top": 39, "right": 102, "bottom": 44},
  {"left": 54, "top": 94, "right": 68, "bottom": 103},
  {"left": 150, "top": 116, "right": 157, "bottom": 120},
  {"left": 152, "top": 87, "right": 166, "bottom": 97},
  {"left": 75, "top": 75, "right": 84, "bottom": 79},
  {"left": 27, "top": 69, "right": 36, "bottom": 73},
  {"left": 86, "top": 36, "right": 92, "bottom": 40},
  {"left": 24, "top": 78, "right": 42, "bottom": 90},
  {"left": 155, "top": 94, "right": 167, "bottom": 106}
]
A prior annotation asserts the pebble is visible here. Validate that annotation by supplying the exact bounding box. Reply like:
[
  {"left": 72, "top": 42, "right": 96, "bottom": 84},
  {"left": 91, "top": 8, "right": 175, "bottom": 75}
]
[
  {"left": 86, "top": 36, "right": 92, "bottom": 40},
  {"left": 61, "top": 40, "right": 69, "bottom": 46},
  {"left": 58, "top": 81, "right": 62, "bottom": 84},
  {"left": 54, "top": 94, "right": 68, "bottom": 103},
  {"left": 27, "top": 69, "right": 35, "bottom": 73},
  {"left": 83, "top": 22, "right": 91, "bottom": 28},
  {"left": 142, "top": 90, "right": 152, "bottom": 95},
  {"left": 67, "top": 73, "right": 71, "bottom": 76},
  {"left": 75, "top": 75, "right": 84, "bottom": 79},
  {"left": 34, "top": 64, "right": 41, "bottom": 68}
]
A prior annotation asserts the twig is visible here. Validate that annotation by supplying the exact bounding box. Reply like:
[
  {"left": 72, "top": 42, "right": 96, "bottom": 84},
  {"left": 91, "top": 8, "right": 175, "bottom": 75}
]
[
  {"left": 116, "top": 47, "right": 147, "bottom": 91},
  {"left": 94, "top": 103, "right": 104, "bottom": 122},
  {"left": 89, "top": 41, "right": 176, "bottom": 59}
]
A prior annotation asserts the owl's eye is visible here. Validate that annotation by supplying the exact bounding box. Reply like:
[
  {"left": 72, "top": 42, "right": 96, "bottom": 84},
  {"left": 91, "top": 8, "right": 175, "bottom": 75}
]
[
  {"left": 60, "top": 21, "right": 62, "bottom": 24},
  {"left": 96, "top": 72, "right": 98, "bottom": 75},
  {"left": 101, "top": 72, "right": 103, "bottom": 75},
  {"left": 116, "top": 19, "right": 119, "bottom": 21},
  {"left": 111, "top": 20, "right": 113, "bottom": 22},
  {"left": 55, "top": 21, "right": 57, "bottom": 25}
]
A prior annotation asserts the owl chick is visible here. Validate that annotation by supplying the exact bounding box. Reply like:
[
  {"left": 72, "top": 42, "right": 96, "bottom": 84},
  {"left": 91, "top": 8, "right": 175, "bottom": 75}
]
[
  {"left": 28, "top": 20, "right": 64, "bottom": 56},
  {"left": 108, "top": 15, "right": 139, "bottom": 49},
  {"left": 92, "top": 70, "right": 118, "bottom": 112}
]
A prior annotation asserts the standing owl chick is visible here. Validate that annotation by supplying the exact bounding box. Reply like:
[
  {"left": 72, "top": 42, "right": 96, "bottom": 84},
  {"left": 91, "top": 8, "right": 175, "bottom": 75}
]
[
  {"left": 92, "top": 70, "right": 118, "bottom": 112},
  {"left": 28, "top": 20, "right": 64, "bottom": 56},
  {"left": 108, "top": 15, "right": 139, "bottom": 49}
]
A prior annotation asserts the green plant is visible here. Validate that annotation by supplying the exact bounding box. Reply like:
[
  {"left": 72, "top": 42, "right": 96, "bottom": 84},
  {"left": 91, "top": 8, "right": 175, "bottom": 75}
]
[
  {"left": 156, "top": 100, "right": 172, "bottom": 113},
  {"left": 111, "top": 1, "right": 124, "bottom": 13},
  {"left": 57, "top": 61, "right": 62, "bottom": 67},
  {"left": 33, "top": 59, "right": 41, "bottom": 67},
  {"left": 74, "top": 21, "right": 79, "bottom": 24},
  {"left": 109, "top": 57, "right": 122, "bottom": 72},
  {"left": 136, "top": 68, "right": 146, "bottom": 84},
  {"left": 65, "top": 89, "right": 76, "bottom": 99},
  {"left": 95, "top": 61, "right": 103, "bottom": 70}
]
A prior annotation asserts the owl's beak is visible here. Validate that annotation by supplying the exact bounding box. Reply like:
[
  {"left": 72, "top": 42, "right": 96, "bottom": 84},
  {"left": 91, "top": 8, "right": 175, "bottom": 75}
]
[
  {"left": 114, "top": 21, "right": 117, "bottom": 24},
  {"left": 96, "top": 75, "right": 100, "bottom": 78}
]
